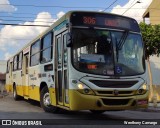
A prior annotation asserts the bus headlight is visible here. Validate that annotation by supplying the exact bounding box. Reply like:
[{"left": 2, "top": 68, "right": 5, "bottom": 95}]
[
  {"left": 76, "top": 82, "right": 94, "bottom": 95},
  {"left": 137, "top": 84, "right": 148, "bottom": 95}
]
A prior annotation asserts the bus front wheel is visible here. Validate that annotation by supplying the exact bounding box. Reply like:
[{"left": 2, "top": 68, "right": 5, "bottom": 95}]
[{"left": 40, "top": 86, "right": 59, "bottom": 113}]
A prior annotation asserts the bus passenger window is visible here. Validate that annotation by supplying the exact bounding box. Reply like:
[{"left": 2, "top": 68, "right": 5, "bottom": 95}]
[
  {"left": 30, "top": 40, "right": 40, "bottom": 66},
  {"left": 18, "top": 52, "right": 22, "bottom": 70},
  {"left": 13, "top": 55, "right": 18, "bottom": 71},
  {"left": 41, "top": 33, "right": 52, "bottom": 63},
  {"left": 26, "top": 56, "right": 29, "bottom": 74}
]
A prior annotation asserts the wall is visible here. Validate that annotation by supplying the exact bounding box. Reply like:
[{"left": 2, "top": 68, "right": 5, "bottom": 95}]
[{"left": 143, "top": 0, "right": 160, "bottom": 25}]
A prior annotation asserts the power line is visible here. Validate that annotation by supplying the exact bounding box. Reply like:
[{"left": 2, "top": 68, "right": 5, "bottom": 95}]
[
  {"left": 0, "top": 12, "right": 56, "bottom": 16},
  {"left": 0, "top": 23, "right": 50, "bottom": 27},
  {"left": 103, "top": 0, "right": 118, "bottom": 12},
  {"left": 130, "top": 0, "right": 137, "bottom": 6},
  {"left": 0, "top": 38, "right": 31, "bottom": 40},
  {"left": 122, "top": 1, "right": 141, "bottom": 15},
  {"left": 0, "top": 4, "right": 104, "bottom": 9},
  {"left": 0, "top": 15, "right": 55, "bottom": 19},
  {"left": 0, "top": 19, "right": 54, "bottom": 24},
  {"left": 0, "top": 4, "right": 159, "bottom": 9}
]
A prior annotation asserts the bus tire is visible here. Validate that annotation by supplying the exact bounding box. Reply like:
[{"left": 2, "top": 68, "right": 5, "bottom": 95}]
[
  {"left": 13, "top": 85, "right": 20, "bottom": 100},
  {"left": 40, "top": 86, "right": 59, "bottom": 113},
  {"left": 90, "top": 110, "right": 105, "bottom": 114}
]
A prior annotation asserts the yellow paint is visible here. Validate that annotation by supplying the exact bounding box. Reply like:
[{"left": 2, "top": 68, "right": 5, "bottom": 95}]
[
  {"left": 5, "top": 84, "right": 13, "bottom": 92},
  {"left": 5, "top": 84, "right": 149, "bottom": 111},
  {"left": 28, "top": 86, "right": 40, "bottom": 101},
  {"left": 49, "top": 88, "right": 57, "bottom": 106},
  {"left": 68, "top": 89, "right": 149, "bottom": 111},
  {"left": 23, "top": 86, "right": 29, "bottom": 96},
  {"left": 49, "top": 88, "right": 69, "bottom": 107},
  {"left": 5, "top": 84, "right": 40, "bottom": 101},
  {"left": 16, "top": 85, "right": 23, "bottom": 97}
]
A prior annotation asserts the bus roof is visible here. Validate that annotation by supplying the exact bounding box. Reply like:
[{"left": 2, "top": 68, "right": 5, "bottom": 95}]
[{"left": 7, "top": 10, "right": 139, "bottom": 60}]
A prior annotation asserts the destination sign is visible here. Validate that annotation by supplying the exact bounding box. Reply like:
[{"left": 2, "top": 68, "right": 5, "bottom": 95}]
[{"left": 70, "top": 12, "right": 140, "bottom": 32}]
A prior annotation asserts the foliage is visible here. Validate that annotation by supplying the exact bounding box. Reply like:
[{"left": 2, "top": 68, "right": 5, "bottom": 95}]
[{"left": 139, "top": 22, "right": 160, "bottom": 58}]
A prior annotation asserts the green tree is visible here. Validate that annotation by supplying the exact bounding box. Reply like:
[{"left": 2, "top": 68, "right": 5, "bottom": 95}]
[
  {"left": 139, "top": 22, "right": 160, "bottom": 101},
  {"left": 140, "top": 22, "right": 160, "bottom": 57}
]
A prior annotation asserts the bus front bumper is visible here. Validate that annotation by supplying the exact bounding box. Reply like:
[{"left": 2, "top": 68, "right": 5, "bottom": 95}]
[{"left": 69, "top": 90, "right": 149, "bottom": 111}]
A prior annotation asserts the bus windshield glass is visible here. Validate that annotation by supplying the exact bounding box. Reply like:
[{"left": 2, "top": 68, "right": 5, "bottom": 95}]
[{"left": 72, "top": 28, "right": 145, "bottom": 76}]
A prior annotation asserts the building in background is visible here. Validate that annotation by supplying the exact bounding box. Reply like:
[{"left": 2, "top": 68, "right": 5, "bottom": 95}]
[
  {"left": 143, "top": 0, "right": 160, "bottom": 25},
  {"left": 143, "top": 0, "right": 160, "bottom": 102},
  {"left": 0, "top": 60, "right": 7, "bottom": 74},
  {"left": 0, "top": 60, "right": 7, "bottom": 94}
]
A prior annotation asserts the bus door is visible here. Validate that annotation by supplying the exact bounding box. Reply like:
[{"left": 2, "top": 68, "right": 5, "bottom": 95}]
[
  {"left": 22, "top": 53, "right": 29, "bottom": 97},
  {"left": 55, "top": 31, "right": 69, "bottom": 106},
  {"left": 9, "top": 62, "right": 13, "bottom": 92}
]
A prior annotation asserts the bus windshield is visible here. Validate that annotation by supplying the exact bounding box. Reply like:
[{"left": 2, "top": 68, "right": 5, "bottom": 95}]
[{"left": 72, "top": 28, "right": 145, "bottom": 76}]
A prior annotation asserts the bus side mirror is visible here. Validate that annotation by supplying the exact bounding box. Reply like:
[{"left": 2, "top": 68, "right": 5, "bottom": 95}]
[{"left": 66, "top": 33, "right": 72, "bottom": 47}]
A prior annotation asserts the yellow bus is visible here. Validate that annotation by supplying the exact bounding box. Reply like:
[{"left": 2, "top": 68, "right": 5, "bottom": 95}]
[{"left": 6, "top": 11, "right": 149, "bottom": 114}]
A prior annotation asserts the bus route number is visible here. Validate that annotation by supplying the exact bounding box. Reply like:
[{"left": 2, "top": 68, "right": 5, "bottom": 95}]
[{"left": 83, "top": 17, "right": 96, "bottom": 25}]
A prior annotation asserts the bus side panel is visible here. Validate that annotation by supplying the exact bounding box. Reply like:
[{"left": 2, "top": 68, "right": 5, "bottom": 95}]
[
  {"left": 28, "top": 66, "right": 40, "bottom": 101},
  {"left": 5, "top": 73, "right": 11, "bottom": 92},
  {"left": 13, "top": 70, "right": 23, "bottom": 96},
  {"left": 49, "top": 88, "right": 56, "bottom": 106},
  {"left": 6, "top": 61, "right": 13, "bottom": 92}
]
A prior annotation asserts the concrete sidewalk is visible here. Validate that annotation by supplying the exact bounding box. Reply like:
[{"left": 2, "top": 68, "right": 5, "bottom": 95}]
[
  {"left": 135, "top": 103, "right": 160, "bottom": 112},
  {"left": 0, "top": 90, "right": 9, "bottom": 98},
  {"left": 147, "top": 103, "right": 160, "bottom": 111}
]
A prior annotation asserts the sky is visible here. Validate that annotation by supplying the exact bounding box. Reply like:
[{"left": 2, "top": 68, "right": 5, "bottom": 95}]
[{"left": 0, "top": 0, "right": 152, "bottom": 60}]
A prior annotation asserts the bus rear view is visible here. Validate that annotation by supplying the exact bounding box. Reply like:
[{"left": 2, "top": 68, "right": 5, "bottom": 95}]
[{"left": 67, "top": 11, "right": 148, "bottom": 113}]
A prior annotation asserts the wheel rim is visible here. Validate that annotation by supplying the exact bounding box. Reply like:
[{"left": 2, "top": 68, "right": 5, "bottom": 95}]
[{"left": 43, "top": 92, "right": 51, "bottom": 107}]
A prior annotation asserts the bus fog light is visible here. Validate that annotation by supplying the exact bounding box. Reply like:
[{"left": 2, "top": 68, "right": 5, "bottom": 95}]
[
  {"left": 84, "top": 88, "right": 89, "bottom": 94},
  {"left": 137, "top": 84, "right": 148, "bottom": 94},
  {"left": 138, "top": 89, "right": 144, "bottom": 94}
]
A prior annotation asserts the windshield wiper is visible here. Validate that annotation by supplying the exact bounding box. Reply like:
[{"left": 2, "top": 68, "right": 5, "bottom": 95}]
[
  {"left": 115, "top": 30, "right": 129, "bottom": 62},
  {"left": 117, "top": 30, "right": 129, "bottom": 50}
]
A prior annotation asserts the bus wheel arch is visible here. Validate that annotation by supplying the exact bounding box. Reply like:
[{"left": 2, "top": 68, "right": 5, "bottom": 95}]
[
  {"left": 13, "top": 82, "right": 20, "bottom": 100},
  {"left": 40, "top": 83, "right": 59, "bottom": 113}
]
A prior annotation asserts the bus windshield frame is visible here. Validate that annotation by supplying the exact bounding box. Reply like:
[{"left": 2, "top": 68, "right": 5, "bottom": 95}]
[{"left": 71, "top": 27, "right": 145, "bottom": 76}]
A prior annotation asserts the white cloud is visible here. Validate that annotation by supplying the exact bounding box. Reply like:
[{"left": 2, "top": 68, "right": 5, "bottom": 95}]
[
  {"left": 57, "top": 11, "right": 65, "bottom": 19},
  {"left": 111, "top": 0, "right": 152, "bottom": 23},
  {"left": 0, "top": 0, "right": 17, "bottom": 12},
  {"left": 0, "top": 11, "right": 65, "bottom": 59},
  {"left": 4, "top": 52, "right": 12, "bottom": 60}
]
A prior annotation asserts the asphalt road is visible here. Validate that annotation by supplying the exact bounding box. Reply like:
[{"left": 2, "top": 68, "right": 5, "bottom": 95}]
[{"left": 0, "top": 94, "right": 160, "bottom": 127}]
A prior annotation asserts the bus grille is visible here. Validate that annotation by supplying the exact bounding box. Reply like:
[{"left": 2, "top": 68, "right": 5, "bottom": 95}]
[
  {"left": 102, "top": 99, "right": 130, "bottom": 106},
  {"left": 89, "top": 80, "right": 138, "bottom": 88},
  {"left": 97, "top": 91, "right": 133, "bottom": 95}
]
